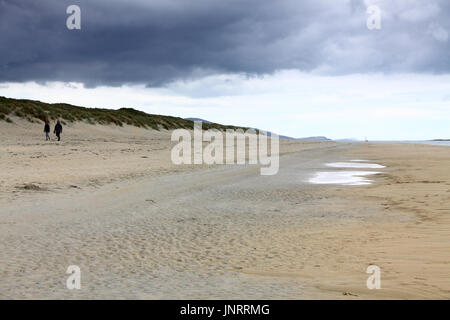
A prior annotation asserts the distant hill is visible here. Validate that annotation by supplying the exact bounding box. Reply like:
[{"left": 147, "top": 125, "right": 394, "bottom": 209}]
[
  {"left": 297, "top": 136, "right": 332, "bottom": 141},
  {"left": 184, "top": 117, "right": 213, "bottom": 124},
  {"left": 186, "top": 118, "right": 333, "bottom": 141},
  {"left": 0, "top": 96, "right": 247, "bottom": 131},
  {"left": 268, "top": 134, "right": 332, "bottom": 141}
]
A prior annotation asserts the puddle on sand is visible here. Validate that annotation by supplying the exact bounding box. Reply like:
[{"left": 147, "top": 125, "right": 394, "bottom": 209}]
[
  {"left": 326, "top": 162, "right": 385, "bottom": 169},
  {"left": 309, "top": 171, "right": 382, "bottom": 186}
]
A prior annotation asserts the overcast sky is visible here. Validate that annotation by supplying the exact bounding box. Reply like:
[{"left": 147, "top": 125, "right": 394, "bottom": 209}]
[{"left": 1, "top": 0, "right": 449, "bottom": 139}]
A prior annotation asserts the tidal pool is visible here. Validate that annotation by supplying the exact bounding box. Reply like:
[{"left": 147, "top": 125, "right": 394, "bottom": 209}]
[
  {"left": 309, "top": 171, "right": 382, "bottom": 186},
  {"left": 326, "top": 162, "right": 385, "bottom": 169}
]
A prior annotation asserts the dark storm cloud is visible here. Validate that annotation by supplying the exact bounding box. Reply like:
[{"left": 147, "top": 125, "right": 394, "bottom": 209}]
[{"left": 0, "top": 0, "right": 449, "bottom": 86}]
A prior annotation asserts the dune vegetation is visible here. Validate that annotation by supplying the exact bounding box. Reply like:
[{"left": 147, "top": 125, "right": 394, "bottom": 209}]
[{"left": 0, "top": 96, "right": 245, "bottom": 131}]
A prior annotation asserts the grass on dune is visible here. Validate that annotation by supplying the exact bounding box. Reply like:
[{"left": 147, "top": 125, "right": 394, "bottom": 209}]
[{"left": 0, "top": 96, "right": 247, "bottom": 131}]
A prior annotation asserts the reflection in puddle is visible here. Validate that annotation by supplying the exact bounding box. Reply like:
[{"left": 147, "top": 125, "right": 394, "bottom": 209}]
[
  {"left": 326, "top": 162, "right": 386, "bottom": 169},
  {"left": 309, "top": 171, "right": 382, "bottom": 186}
]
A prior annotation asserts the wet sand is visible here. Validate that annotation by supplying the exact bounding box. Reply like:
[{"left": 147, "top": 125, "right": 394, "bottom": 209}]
[{"left": 0, "top": 120, "right": 449, "bottom": 299}]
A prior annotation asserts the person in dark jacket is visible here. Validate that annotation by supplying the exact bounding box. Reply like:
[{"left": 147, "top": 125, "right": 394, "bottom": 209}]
[
  {"left": 54, "top": 120, "right": 63, "bottom": 141},
  {"left": 44, "top": 121, "right": 51, "bottom": 141}
]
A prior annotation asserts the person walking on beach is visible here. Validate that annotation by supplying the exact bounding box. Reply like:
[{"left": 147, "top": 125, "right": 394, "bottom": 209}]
[
  {"left": 54, "top": 120, "right": 63, "bottom": 141},
  {"left": 44, "top": 121, "right": 51, "bottom": 141}
]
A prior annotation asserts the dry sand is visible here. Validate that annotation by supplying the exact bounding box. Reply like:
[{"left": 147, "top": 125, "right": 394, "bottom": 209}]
[{"left": 0, "top": 119, "right": 449, "bottom": 299}]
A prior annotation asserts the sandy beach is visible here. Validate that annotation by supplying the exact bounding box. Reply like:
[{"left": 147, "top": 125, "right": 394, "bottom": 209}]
[{"left": 0, "top": 119, "right": 449, "bottom": 299}]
